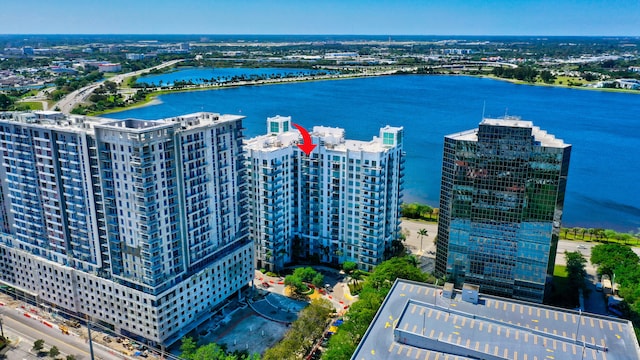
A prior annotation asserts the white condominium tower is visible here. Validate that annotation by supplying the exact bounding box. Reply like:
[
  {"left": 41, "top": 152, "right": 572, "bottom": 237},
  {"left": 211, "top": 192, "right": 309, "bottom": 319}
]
[
  {"left": 0, "top": 111, "right": 252, "bottom": 347},
  {"left": 245, "top": 115, "right": 404, "bottom": 272}
]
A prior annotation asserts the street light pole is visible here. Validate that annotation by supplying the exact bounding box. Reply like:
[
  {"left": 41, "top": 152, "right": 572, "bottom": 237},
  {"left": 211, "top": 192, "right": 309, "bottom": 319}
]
[
  {"left": 86, "top": 318, "right": 95, "bottom": 360},
  {"left": 576, "top": 309, "right": 582, "bottom": 342}
]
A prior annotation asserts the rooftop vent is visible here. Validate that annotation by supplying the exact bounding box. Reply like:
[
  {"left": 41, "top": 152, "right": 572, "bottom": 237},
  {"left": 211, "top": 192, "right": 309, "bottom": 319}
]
[
  {"left": 442, "top": 282, "right": 455, "bottom": 299},
  {"left": 462, "top": 283, "right": 480, "bottom": 304}
]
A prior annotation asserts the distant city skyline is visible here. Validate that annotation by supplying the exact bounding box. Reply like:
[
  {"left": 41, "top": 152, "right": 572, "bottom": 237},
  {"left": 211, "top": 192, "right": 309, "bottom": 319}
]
[{"left": 2, "top": 0, "right": 639, "bottom": 36}]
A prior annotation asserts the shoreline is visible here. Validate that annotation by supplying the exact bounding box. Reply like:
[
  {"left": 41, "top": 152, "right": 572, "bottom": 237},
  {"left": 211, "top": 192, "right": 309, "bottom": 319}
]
[
  {"left": 472, "top": 74, "right": 640, "bottom": 95},
  {"left": 95, "top": 70, "right": 639, "bottom": 116},
  {"left": 91, "top": 71, "right": 395, "bottom": 116}
]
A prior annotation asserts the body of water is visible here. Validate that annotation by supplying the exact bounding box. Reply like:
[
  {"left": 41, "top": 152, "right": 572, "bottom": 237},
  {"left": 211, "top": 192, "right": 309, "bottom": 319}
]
[
  {"left": 107, "top": 74, "right": 640, "bottom": 232},
  {"left": 135, "top": 67, "right": 326, "bottom": 86}
]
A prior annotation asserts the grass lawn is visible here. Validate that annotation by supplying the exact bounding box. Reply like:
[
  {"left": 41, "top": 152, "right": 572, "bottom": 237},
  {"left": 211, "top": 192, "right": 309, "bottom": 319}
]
[
  {"left": 554, "top": 264, "right": 567, "bottom": 277},
  {"left": 554, "top": 75, "right": 590, "bottom": 86},
  {"left": 18, "top": 101, "right": 43, "bottom": 110}
]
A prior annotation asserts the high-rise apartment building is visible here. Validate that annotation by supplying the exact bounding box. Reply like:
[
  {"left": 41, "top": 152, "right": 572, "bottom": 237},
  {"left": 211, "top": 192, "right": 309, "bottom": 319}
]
[
  {"left": 435, "top": 117, "right": 571, "bottom": 303},
  {"left": 245, "top": 115, "right": 404, "bottom": 272},
  {"left": 0, "top": 111, "right": 253, "bottom": 346}
]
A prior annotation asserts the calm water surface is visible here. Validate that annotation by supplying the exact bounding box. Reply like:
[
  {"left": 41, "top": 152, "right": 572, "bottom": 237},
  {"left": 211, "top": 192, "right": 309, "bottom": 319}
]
[
  {"left": 136, "top": 67, "right": 325, "bottom": 86},
  {"left": 107, "top": 75, "right": 640, "bottom": 231}
]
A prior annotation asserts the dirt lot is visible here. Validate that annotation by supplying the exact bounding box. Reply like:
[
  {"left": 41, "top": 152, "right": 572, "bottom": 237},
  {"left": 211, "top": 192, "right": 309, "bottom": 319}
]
[
  {"left": 401, "top": 218, "right": 438, "bottom": 255},
  {"left": 204, "top": 306, "right": 288, "bottom": 355}
]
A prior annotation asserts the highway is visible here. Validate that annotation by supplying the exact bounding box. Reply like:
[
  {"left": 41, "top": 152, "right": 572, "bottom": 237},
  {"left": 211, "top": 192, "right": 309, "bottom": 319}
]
[{"left": 53, "top": 59, "right": 183, "bottom": 114}]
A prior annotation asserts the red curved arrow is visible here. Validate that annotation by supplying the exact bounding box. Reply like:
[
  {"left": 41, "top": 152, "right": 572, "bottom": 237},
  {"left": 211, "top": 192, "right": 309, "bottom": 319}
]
[{"left": 292, "top": 123, "right": 317, "bottom": 156}]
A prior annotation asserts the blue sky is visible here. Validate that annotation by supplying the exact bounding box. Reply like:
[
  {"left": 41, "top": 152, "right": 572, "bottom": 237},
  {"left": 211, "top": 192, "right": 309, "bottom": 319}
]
[{"left": 1, "top": 0, "right": 639, "bottom": 36}]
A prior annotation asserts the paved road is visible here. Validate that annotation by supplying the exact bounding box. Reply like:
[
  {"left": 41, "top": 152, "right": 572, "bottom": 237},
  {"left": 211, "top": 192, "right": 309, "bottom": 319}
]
[
  {"left": 0, "top": 306, "right": 128, "bottom": 360},
  {"left": 53, "top": 59, "right": 183, "bottom": 114}
]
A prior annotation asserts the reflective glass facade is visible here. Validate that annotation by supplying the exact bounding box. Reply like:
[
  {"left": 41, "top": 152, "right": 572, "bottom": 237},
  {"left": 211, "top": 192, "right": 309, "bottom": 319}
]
[{"left": 435, "top": 118, "right": 571, "bottom": 303}]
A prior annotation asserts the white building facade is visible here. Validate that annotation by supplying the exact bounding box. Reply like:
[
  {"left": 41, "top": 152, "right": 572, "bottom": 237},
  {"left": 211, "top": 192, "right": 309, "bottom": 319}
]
[
  {"left": 0, "top": 111, "right": 253, "bottom": 346},
  {"left": 245, "top": 116, "right": 404, "bottom": 272}
]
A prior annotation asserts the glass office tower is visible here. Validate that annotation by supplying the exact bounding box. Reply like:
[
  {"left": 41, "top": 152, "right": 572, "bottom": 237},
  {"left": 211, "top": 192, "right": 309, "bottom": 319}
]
[{"left": 435, "top": 117, "right": 571, "bottom": 303}]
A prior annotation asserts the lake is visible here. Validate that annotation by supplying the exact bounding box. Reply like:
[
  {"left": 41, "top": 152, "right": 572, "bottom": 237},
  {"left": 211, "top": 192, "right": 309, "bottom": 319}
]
[{"left": 106, "top": 74, "right": 640, "bottom": 232}]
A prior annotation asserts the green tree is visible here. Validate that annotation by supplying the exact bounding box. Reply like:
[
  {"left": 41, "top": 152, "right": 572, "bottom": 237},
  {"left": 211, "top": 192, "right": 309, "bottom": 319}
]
[
  {"left": 48, "top": 346, "right": 60, "bottom": 358},
  {"left": 293, "top": 267, "right": 318, "bottom": 283},
  {"left": 0, "top": 94, "right": 13, "bottom": 110},
  {"left": 540, "top": 70, "right": 556, "bottom": 84},
  {"left": 33, "top": 339, "right": 45, "bottom": 352},
  {"left": 565, "top": 251, "right": 587, "bottom": 304},
  {"left": 368, "top": 256, "right": 428, "bottom": 291},
  {"left": 264, "top": 299, "right": 332, "bottom": 360},
  {"left": 342, "top": 261, "right": 357, "bottom": 274},
  {"left": 312, "top": 273, "right": 325, "bottom": 289},
  {"left": 591, "top": 243, "right": 639, "bottom": 276},
  {"left": 351, "top": 270, "right": 364, "bottom": 285},
  {"left": 180, "top": 336, "right": 197, "bottom": 359},
  {"left": 284, "top": 274, "right": 305, "bottom": 293},
  {"left": 66, "top": 355, "right": 77, "bottom": 360},
  {"left": 188, "top": 343, "right": 227, "bottom": 360}
]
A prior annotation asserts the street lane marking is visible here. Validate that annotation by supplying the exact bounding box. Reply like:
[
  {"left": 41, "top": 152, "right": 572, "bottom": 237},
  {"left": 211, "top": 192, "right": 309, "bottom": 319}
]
[{"left": 4, "top": 316, "right": 91, "bottom": 356}]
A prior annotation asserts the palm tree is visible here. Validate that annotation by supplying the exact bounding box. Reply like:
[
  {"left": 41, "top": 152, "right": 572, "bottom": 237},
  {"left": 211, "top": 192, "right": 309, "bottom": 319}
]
[
  {"left": 572, "top": 227, "right": 580, "bottom": 239},
  {"left": 351, "top": 271, "right": 363, "bottom": 285},
  {"left": 418, "top": 228, "right": 428, "bottom": 252}
]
